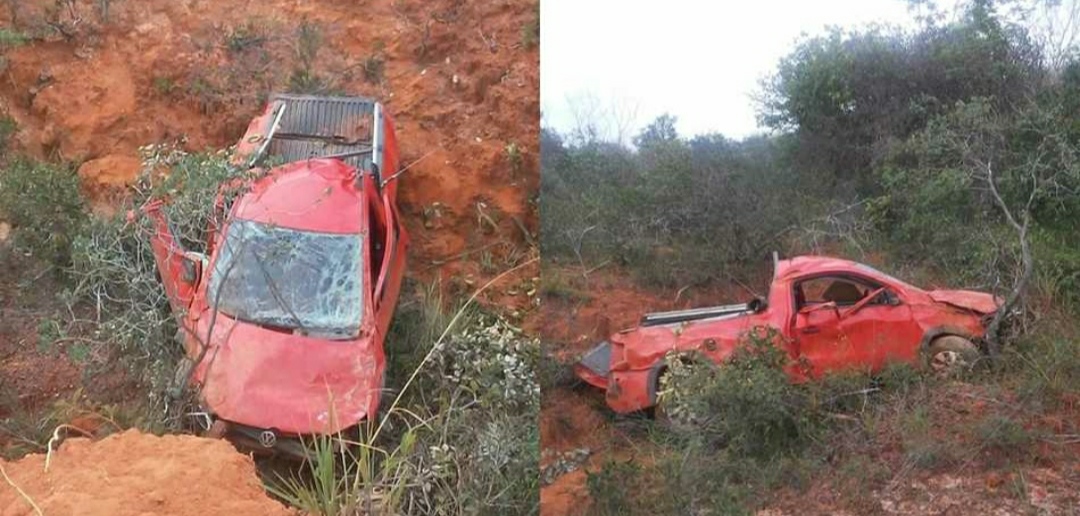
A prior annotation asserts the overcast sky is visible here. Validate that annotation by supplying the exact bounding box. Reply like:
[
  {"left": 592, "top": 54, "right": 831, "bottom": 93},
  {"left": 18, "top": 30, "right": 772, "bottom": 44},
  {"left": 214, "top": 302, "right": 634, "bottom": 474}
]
[{"left": 541, "top": 0, "right": 962, "bottom": 141}]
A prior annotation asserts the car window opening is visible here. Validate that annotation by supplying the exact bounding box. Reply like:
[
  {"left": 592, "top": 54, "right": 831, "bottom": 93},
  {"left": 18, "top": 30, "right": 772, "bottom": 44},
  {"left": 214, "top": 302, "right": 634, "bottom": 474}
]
[{"left": 795, "top": 276, "right": 883, "bottom": 309}]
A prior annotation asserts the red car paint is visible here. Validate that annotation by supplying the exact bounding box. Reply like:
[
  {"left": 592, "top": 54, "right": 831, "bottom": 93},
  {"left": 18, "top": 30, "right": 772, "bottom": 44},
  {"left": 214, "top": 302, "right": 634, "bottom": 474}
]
[
  {"left": 576, "top": 256, "right": 1000, "bottom": 414},
  {"left": 145, "top": 99, "right": 408, "bottom": 439}
]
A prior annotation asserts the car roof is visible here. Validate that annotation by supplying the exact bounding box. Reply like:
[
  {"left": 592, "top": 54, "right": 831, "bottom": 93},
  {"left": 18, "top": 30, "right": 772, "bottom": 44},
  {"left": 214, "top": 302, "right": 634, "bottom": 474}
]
[
  {"left": 775, "top": 255, "right": 876, "bottom": 282},
  {"left": 231, "top": 158, "right": 366, "bottom": 234}
]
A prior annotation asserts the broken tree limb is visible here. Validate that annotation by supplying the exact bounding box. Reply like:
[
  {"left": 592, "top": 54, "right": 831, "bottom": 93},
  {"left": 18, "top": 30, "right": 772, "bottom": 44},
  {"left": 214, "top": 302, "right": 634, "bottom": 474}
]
[{"left": 983, "top": 161, "right": 1034, "bottom": 357}]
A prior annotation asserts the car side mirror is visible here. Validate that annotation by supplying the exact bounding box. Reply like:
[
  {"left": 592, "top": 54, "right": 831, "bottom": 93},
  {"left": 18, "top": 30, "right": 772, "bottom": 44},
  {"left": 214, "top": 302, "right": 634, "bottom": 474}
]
[
  {"left": 180, "top": 251, "right": 209, "bottom": 285},
  {"left": 885, "top": 290, "right": 901, "bottom": 306},
  {"left": 748, "top": 297, "right": 768, "bottom": 313}
]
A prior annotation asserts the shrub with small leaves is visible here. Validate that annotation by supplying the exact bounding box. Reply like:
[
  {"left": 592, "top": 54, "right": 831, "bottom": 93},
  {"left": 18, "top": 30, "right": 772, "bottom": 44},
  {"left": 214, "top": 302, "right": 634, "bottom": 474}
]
[
  {"left": 657, "top": 327, "right": 807, "bottom": 457},
  {"left": 0, "top": 114, "right": 16, "bottom": 151},
  {"left": 395, "top": 311, "right": 540, "bottom": 514},
  {"left": 0, "top": 28, "right": 28, "bottom": 49},
  {"left": 64, "top": 145, "right": 243, "bottom": 417},
  {"left": 0, "top": 159, "right": 86, "bottom": 266},
  {"left": 435, "top": 314, "right": 540, "bottom": 411}
]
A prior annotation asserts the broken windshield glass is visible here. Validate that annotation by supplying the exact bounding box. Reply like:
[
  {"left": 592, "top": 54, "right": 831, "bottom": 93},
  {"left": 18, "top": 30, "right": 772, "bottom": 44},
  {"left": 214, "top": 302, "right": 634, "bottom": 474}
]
[{"left": 208, "top": 219, "right": 363, "bottom": 339}]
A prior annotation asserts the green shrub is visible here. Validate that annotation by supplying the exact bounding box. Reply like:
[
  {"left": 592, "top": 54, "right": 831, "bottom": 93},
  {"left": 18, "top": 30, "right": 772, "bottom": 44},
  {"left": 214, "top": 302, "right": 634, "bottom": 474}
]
[
  {"left": 288, "top": 19, "right": 332, "bottom": 94},
  {"left": 0, "top": 160, "right": 86, "bottom": 266},
  {"left": 975, "top": 414, "right": 1033, "bottom": 457},
  {"left": 0, "top": 114, "right": 16, "bottom": 151},
  {"left": 62, "top": 145, "right": 242, "bottom": 417},
  {"left": 224, "top": 20, "right": 267, "bottom": 53},
  {"left": 0, "top": 28, "right": 28, "bottom": 48},
  {"left": 270, "top": 298, "right": 540, "bottom": 515},
  {"left": 586, "top": 460, "right": 644, "bottom": 515},
  {"left": 362, "top": 54, "right": 384, "bottom": 84},
  {"left": 419, "top": 312, "right": 540, "bottom": 513},
  {"left": 1013, "top": 334, "right": 1080, "bottom": 407},
  {"left": 657, "top": 327, "right": 808, "bottom": 457}
]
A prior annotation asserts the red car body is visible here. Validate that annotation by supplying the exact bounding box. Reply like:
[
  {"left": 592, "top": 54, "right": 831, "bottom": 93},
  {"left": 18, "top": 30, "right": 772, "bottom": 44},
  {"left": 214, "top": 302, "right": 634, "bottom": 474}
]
[
  {"left": 145, "top": 95, "right": 408, "bottom": 452},
  {"left": 576, "top": 256, "right": 1000, "bottom": 414}
]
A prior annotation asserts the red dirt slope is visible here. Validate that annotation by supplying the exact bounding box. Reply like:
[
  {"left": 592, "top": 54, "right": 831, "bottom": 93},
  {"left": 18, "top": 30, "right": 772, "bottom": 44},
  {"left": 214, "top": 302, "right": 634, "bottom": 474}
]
[
  {"left": 0, "top": 430, "right": 291, "bottom": 516},
  {"left": 0, "top": 0, "right": 539, "bottom": 301}
]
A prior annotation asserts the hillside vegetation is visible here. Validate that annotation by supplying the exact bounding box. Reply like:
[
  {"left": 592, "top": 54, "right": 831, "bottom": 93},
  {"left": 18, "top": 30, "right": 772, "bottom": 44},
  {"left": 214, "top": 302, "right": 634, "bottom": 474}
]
[{"left": 541, "top": 1, "right": 1080, "bottom": 513}]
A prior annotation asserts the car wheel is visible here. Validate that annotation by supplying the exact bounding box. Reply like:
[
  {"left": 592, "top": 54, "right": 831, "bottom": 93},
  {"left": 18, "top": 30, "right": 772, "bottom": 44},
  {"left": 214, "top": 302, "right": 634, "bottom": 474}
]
[{"left": 923, "top": 335, "right": 980, "bottom": 374}]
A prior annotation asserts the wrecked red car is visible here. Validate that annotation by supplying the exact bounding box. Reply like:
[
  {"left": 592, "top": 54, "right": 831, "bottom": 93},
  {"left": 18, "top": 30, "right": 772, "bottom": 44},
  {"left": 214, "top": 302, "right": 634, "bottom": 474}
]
[
  {"left": 145, "top": 94, "right": 408, "bottom": 455},
  {"left": 576, "top": 255, "right": 1001, "bottom": 414}
]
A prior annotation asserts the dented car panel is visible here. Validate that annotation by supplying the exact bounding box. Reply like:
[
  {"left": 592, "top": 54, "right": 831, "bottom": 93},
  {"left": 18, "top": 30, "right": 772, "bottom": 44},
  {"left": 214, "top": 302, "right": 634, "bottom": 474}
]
[
  {"left": 145, "top": 95, "right": 408, "bottom": 444},
  {"left": 577, "top": 255, "right": 1000, "bottom": 414},
  {"left": 926, "top": 289, "right": 1001, "bottom": 314}
]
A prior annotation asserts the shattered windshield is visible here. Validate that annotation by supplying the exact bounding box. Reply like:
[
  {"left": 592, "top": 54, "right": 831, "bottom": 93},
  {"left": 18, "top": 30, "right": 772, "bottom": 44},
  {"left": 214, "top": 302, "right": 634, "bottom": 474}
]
[{"left": 208, "top": 219, "right": 363, "bottom": 339}]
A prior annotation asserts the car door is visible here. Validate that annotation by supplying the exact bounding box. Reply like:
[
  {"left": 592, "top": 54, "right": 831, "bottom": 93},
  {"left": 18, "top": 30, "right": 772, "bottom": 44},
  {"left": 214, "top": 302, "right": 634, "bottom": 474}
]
[
  {"left": 835, "top": 290, "right": 923, "bottom": 370},
  {"left": 792, "top": 302, "right": 848, "bottom": 378},
  {"left": 791, "top": 275, "right": 879, "bottom": 377},
  {"left": 364, "top": 182, "right": 391, "bottom": 336},
  {"left": 373, "top": 194, "right": 407, "bottom": 337}
]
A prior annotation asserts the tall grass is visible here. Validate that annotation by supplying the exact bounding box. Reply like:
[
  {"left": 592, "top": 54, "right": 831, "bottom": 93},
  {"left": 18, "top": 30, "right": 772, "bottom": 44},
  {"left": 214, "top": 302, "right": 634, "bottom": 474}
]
[{"left": 267, "top": 261, "right": 540, "bottom": 515}]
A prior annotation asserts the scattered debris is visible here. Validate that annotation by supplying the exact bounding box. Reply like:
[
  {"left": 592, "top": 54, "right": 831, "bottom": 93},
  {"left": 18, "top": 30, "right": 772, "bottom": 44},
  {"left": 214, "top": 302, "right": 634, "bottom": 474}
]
[{"left": 541, "top": 448, "right": 591, "bottom": 486}]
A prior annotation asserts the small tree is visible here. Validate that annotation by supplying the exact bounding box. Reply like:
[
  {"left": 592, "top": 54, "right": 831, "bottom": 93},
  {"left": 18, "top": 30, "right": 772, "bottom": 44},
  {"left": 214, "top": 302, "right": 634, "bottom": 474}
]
[{"left": 911, "top": 98, "right": 1080, "bottom": 354}]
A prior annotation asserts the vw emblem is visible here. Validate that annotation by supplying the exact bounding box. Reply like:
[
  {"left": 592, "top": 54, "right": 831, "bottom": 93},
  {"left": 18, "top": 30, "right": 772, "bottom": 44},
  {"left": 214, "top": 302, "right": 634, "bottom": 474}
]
[{"left": 259, "top": 430, "right": 277, "bottom": 448}]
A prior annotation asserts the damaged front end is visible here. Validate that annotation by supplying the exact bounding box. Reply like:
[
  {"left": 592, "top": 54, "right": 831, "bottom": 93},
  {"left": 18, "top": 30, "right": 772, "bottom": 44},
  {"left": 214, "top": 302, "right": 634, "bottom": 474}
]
[{"left": 188, "top": 416, "right": 354, "bottom": 460}]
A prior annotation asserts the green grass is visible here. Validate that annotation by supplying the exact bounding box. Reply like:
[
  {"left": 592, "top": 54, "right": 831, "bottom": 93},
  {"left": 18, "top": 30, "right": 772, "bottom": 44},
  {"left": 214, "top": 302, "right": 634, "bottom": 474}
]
[
  {"left": 0, "top": 159, "right": 85, "bottom": 267},
  {"left": 0, "top": 114, "right": 16, "bottom": 151},
  {"left": 0, "top": 28, "right": 28, "bottom": 49},
  {"left": 267, "top": 267, "right": 540, "bottom": 515}
]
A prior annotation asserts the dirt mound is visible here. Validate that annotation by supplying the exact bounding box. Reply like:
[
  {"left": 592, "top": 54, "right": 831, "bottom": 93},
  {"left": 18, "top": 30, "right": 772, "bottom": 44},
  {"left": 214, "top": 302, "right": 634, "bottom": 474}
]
[
  {"left": 542, "top": 266, "right": 737, "bottom": 357},
  {"left": 0, "top": 430, "right": 290, "bottom": 516}
]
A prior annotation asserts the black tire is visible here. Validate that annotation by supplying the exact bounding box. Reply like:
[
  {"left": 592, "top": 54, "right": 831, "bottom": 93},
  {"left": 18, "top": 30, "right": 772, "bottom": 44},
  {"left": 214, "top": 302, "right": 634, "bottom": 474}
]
[{"left": 923, "top": 335, "right": 980, "bottom": 374}]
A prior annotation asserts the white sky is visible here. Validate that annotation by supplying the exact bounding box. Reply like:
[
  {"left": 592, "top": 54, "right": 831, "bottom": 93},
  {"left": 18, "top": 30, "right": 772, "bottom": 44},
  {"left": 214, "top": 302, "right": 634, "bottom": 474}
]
[{"left": 541, "top": 0, "right": 961, "bottom": 141}]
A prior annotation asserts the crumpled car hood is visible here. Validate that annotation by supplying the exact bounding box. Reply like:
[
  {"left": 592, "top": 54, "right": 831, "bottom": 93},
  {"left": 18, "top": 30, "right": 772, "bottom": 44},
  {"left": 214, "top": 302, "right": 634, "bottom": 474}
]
[
  {"left": 927, "top": 289, "right": 1000, "bottom": 314},
  {"left": 192, "top": 313, "right": 382, "bottom": 435}
]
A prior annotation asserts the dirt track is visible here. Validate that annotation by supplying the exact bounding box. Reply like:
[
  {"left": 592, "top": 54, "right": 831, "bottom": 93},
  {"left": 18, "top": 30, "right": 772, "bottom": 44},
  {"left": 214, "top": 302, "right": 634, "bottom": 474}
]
[{"left": 1, "top": 0, "right": 538, "bottom": 510}]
